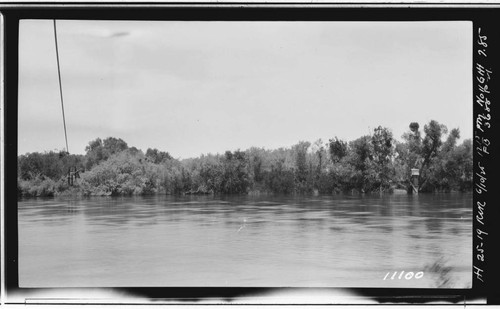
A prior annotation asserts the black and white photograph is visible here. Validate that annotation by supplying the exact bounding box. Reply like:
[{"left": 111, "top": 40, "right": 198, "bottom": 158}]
[
  {"left": 15, "top": 19, "right": 473, "bottom": 290},
  {"left": 8, "top": 5, "right": 497, "bottom": 304}
]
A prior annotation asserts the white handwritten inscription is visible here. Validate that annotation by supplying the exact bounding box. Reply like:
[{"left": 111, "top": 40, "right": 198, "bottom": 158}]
[
  {"left": 477, "top": 28, "right": 488, "bottom": 57},
  {"left": 475, "top": 135, "right": 490, "bottom": 157},
  {"left": 474, "top": 27, "right": 491, "bottom": 284},
  {"left": 476, "top": 63, "right": 492, "bottom": 134},
  {"left": 475, "top": 162, "right": 487, "bottom": 194},
  {"left": 383, "top": 271, "right": 424, "bottom": 281}
]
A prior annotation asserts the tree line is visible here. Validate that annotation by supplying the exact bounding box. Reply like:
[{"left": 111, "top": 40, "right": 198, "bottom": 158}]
[{"left": 17, "top": 120, "right": 472, "bottom": 197}]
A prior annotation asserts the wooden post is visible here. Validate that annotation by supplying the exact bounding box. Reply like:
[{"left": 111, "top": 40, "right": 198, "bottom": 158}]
[
  {"left": 68, "top": 167, "right": 78, "bottom": 186},
  {"left": 411, "top": 168, "right": 419, "bottom": 194}
]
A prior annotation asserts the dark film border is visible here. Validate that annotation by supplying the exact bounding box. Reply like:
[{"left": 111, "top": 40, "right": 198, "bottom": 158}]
[
  {"left": 473, "top": 14, "right": 500, "bottom": 306},
  {"left": 2, "top": 3, "right": 500, "bottom": 305}
]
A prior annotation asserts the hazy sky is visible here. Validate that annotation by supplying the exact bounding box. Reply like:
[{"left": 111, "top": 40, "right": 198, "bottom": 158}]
[{"left": 18, "top": 20, "right": 472, "bottom": 158}]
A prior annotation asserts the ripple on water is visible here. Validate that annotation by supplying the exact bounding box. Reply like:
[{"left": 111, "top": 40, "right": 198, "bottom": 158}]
[{"left": 17, "top": 194, "right": 472, "bottom": 288}]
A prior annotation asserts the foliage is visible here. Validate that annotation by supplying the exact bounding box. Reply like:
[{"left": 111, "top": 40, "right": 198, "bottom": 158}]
[
  {"left": 18, "top": 175, "right": 57, "bottom": 197},
  {"left": 79, "top": 151, "right": 157, "bottom": 195},
  {"left": 145, "top": 148, "right": 172, "bottom": 164},
  {"left": 84, "top": 137, "right": 129, "bottom": 169},
  {"left": 18, "top": 120, "right": 473, "bottom": 197},
  {"left": 394, "top": 121, "right": 472, "bottom": 192},
  {"left": 18, "top": 151, "right": 85, "bottom": 181},
  {"left": 328, "top": 137, "right": 348, "bottom": 163},
  {"left": 369, "top": 126, "right": 394, "bottom": 192}
]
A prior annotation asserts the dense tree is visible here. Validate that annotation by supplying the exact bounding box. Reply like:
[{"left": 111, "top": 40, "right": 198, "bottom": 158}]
[
  {"left": 347, "top": 135, "right": 372, "bottom": 172},
  {"left": 371, "top": 126, "right": 393, "bottom": 164},
  {"left": 395, "top": 121, "right": 471, "bottom": 193},
  {"left": 292, "top": 141, "right": 310, "bottom": 183},
  {"left": 18, "top": 151, "right": 84, "bottom": 181},
  {"left": 220, "top": 150, "right": 249, "bottom": 194},
  {"left": 441, "top": 128, "right": 460, "bottom": 153},
  {"left": 145, "top": 148, "right": 172, "bottom": 164},
  {"left": 18, "top": 123, "right": 473, "bottom": 197},
  {"left": 368, "top": 126, "right": 395, "bottom": 192},
  {"left": 265, "top": 157, "right": 296, "bottom": 194},
  {"left": 79, "top": 151, "right": 153, "bottom": 195},
  {"left": 417, "top": 120, "right": 446, "bottom": 191},
  {"left": 328, "top": 137, "right": 348, "bottom": 163},
  {"left": 84, "top": 137, "right": 129, "bottom": 169},
  {"left": 310, "top": 139, "right": 328, "bottom": 189}
]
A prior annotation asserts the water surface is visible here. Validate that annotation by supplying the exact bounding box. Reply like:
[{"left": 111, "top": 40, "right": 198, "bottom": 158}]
[{"left": 18, "top": 193, "right": 472, "bottom": 288}]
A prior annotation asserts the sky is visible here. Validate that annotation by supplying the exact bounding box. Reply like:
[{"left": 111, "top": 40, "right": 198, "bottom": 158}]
[{"left": 18, "top": 20, "right": 472, "bottom": 159}]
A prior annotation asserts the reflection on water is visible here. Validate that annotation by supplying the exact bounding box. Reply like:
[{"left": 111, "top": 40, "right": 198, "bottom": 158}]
[{"left": 18, "top": 194, "right": 472, "bottom": 288}]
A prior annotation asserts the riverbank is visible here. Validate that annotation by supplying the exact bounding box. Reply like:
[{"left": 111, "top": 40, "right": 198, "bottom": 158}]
[
  {"left": 17, "top": 121, "right": 473, "bottom": 198},
  {"left": 17, "top": 178, "right": 469, "bottom": 199}
]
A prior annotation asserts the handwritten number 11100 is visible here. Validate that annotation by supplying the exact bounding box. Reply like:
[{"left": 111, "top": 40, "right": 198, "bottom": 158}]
[{"left": 383, "top": 271, "right": 424, "bottom": 280}]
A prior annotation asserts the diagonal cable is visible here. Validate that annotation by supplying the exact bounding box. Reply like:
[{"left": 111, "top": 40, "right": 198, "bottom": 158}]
[{"left": 53, "top": 19, "right": 69, "bottom": 153}]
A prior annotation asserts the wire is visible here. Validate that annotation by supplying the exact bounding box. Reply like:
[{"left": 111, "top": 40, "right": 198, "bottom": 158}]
[{"left": 53, "top": 19, "right": 69, "bottom": 154}]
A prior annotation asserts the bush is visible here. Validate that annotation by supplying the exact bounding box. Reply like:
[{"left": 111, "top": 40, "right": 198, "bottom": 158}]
[
  {"left": 79, "top": 151, "right": 158, "bottom": 196},
  {"left": 18, "top": 176, "right": 57, "bottom": 197},
  {"left": 17, "top": 130, "right": 473, "bottom": 197}
]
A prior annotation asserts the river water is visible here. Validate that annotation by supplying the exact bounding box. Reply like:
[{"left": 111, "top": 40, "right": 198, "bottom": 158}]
[{"left": 18, "top": 193, "right": 472, "bottom": 288}]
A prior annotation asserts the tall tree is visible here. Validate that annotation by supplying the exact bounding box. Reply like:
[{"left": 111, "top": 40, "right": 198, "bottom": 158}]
[
  {"left": 292, "top": 141, "right": 311, "bottom": 185},
  {"left": 84, "top": 137, "right": 128, "bottom": 169},
  {"left": 328, "top": 137, "right": 348, "bottom": 163},
  {"left": 146, "top": 148, "right": 172, "bottom": 164},
  {"left": 369, "top": 126, "right": 394, "bottom": 192},
  {"left": 396, "top": 120, "right": 449, "bottom": 192},
  {"left": 371, "top": 126, "right": 393, "bottom": 165},
  {"left": 419, "top": 120, "right": 446, "bottom": 190}
]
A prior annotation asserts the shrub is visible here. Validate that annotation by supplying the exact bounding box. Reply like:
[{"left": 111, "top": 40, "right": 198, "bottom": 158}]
[
  {"left": 79, "top": 151, "right": 158, "bottom": 196},
  {"left": 17, "top": 176, "right": 57, "bottom": 197}
]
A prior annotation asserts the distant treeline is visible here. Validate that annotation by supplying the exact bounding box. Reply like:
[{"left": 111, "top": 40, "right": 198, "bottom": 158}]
[{"left": 17, "top": 120, "right": 472, "bottom": 197}]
